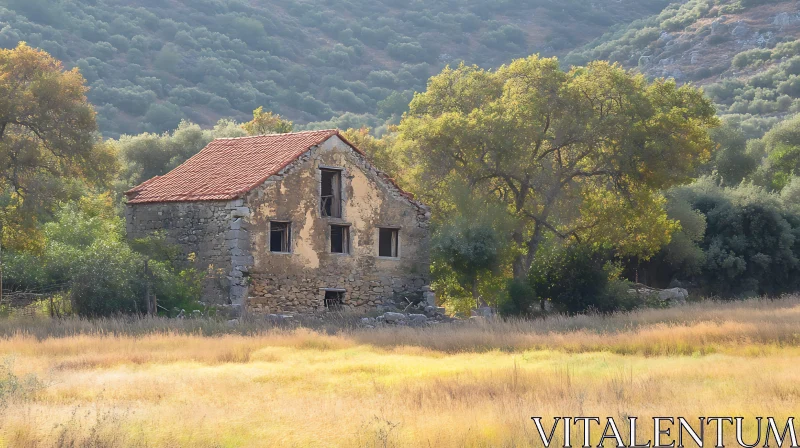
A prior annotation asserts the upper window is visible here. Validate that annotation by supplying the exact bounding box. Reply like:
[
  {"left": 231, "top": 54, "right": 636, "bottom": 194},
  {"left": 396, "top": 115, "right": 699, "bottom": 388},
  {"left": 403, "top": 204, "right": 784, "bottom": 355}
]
[
  {"left": 320, "top": 168, "right": 342, "bottom": 218},
  {"left": 378, "top": 228, "right": 399, "bottom": 258},
  {"left": 270, "top": 221, "right": 291, "bottom": 253},
  {"left": 330, "top": 224, "right": 350, "bottom": 254}
]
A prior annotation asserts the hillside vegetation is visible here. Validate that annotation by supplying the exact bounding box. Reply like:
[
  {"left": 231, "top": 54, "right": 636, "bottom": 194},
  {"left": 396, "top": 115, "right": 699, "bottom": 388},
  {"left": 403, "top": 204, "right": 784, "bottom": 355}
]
[
  {"left": 568, "top": 0, "right": 800, "bottom": 137},
  {"left": 5, "top": 1, "right": 800, "bottom": 315},
  {"left": 0, "top": 0, "right": 672, "bottom": 137}
]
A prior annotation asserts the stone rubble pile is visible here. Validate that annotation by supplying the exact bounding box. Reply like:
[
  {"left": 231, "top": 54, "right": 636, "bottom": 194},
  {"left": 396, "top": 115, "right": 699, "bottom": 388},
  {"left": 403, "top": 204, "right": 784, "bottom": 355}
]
[{"left": 360, "top": 305, "right": 450, "bottom": 328}]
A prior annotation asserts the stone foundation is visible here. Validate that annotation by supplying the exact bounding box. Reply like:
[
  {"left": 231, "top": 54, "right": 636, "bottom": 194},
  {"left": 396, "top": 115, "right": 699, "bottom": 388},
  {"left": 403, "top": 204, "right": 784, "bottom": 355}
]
[{"left": 247, "top": 272, "right": 430, "bottom": 314}]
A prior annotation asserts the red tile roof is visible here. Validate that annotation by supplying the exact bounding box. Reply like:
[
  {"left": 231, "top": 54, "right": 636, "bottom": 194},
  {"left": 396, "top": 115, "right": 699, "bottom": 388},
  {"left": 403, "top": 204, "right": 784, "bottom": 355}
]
[{"left": 125, "top": 129, "right": 347, "bottom": 204}]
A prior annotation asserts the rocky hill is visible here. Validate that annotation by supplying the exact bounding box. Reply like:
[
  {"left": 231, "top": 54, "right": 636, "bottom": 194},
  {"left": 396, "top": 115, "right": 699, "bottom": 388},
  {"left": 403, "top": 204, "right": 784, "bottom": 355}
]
[
  {"left": 0, "top": 0, "right": 672, "bottom": 137},
  {"left": 567, "top": 0, "right": 800, "bottom": 137}
]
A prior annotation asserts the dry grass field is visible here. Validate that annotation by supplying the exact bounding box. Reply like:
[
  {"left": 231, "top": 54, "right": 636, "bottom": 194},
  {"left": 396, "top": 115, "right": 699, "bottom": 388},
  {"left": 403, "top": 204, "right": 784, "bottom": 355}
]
[{"left": 0, "top": 298, "right": 799, "bottom": 447}]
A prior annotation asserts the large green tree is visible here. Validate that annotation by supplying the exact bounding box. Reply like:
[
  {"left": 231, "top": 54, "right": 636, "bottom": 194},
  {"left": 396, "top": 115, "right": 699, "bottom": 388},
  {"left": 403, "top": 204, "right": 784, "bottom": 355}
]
[
  {"left": 241, "top": 107, "right": 294, "bottom": 136},
  {"left": 0, "top": 42, "right": 115, "bottom": 250},
  {"left": 114, "top": 119, "right": 245, "bottom": 193},
  {"left": 398, "top": 56, "right": 718, "bottom": 280},
  {"left": 752, "top": 114, "right": 800, "bottom": 191}
]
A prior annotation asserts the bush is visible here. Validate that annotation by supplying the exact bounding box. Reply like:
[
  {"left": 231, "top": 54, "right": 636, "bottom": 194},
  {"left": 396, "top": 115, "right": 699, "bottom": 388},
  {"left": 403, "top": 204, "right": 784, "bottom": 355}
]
[
  {"left": 732, "top": 48, "right": 771, "bottom": 69},
  {"left": 386, "top": 42, "right": 429, "bottom": 63},
  {"left": 143, "top": 102, "right": 183, "bottom": 134},
  {"left": 499, "top": 280, "right": 536, "bottom": 316},
  {"left": 655, "top": 179, "right": 800, "bottom": 298},
  {"left": 529, "top": 244, "right": 636, "bottom": 315},
  {"left": 783, "top": 57, "right": 800, "bottom": 76},
  {"left": 69, "top": 239, "right": 145, "bottom": 316},
  {"left": 4, "top": 198, "right": 204, "bottom": 317},
  {"left": 778, "top": 76, "right": 800, "bottom": 97}
]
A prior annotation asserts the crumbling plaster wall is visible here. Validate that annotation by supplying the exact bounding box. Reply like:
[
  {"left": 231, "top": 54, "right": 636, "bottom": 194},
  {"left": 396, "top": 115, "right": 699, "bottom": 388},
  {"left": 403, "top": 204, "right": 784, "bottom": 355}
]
[
  {"left": 245, "top": 136, "right": 431, "bottom": 314},
  {"left": 125, "top": 200, "right": 252, "bottom": 308}
]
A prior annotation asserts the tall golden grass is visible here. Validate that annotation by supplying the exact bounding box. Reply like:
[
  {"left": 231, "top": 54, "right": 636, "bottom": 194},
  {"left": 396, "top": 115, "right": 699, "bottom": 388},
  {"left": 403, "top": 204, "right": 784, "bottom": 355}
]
[{"left": 0, "top": 297, "right": 798, "bottom": 447}]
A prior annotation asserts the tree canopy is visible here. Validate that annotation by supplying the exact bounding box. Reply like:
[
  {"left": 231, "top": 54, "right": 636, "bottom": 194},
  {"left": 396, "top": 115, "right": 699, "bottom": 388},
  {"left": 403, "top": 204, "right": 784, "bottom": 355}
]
[
  {"left": 753, "top": 114, "right": 800, "bottom": 190},
  {"left": 397, "top": 56, "right": 719, "bottom": 279},
  {"left": 241, "top": 107, "right": 294, "bottom": 135},
  {"left": 113, "top": 119, "right": 244, "bottom": 194},
  {"left": 0, "top": 42, "right": 115, "bottom": 249}
]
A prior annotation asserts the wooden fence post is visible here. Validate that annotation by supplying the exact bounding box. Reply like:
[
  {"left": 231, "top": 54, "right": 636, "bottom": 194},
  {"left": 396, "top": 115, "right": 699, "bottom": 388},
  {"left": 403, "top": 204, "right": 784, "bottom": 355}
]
[{"left": 144, "top": 259, "right": 153, "bottom": 316}]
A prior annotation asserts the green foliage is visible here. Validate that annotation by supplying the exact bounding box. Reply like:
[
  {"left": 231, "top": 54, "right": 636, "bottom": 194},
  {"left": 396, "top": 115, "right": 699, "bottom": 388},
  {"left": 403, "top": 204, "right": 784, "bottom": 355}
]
[
  {"left": 113, "top": 119, "right": 245, "bottom": 195},
  {"left": 529, "top": 244, "right": 636, "bottom": 315},
  {"left": 732, "top": 49, "right": 772, "bottom": 69},
  {"left": 241, "top": 107, "right": 294, "bottom": 135},
  {"left": 751, "top": 114, "right": 800, "bottom": 190},
  {"left": 660, "top": 191, "right": 707, "bottom": 277},
  {"left": 566, "top": 0, "right": 800, "bottom": 129},
  {"left": 0, "top": 43, "right": 117, "bottom": 250},
  {"left": 707, "top": 122, "right": 758, "bottom": 185},
  {"left": 498, "top": 279, "right": 536, "bottom": 317},
  {"left": 377, "top": 91, "right": 413, "bottom": 120},
  {"left": 4, "top": 197, "right": 204, "bottom": 317},
  {"left": 67, "top": 238, "right": 145, "bottom": 316},
  {"left": 701, "top": 50, "right": 800, "bottom": 126},
  {"left": 651, "top": 178, "right": 800, "bottom": 297},
  {"left": 339, "top": 127, "right": 401, "bottom": 178},
  {"left": 0, "top": 0, "right": 671, "bottom": 137},
  {"left": 398, "top": 56, "right": 717, "bottom": 280},
  {"left": 427, "top": 181, "right": 513, "bottom": 310},
  {"left": 566, "top": 0, "right": 713, "bottom": 66},
  {"left": 433, "top": 218, "right": 502, "bottom": 307}
]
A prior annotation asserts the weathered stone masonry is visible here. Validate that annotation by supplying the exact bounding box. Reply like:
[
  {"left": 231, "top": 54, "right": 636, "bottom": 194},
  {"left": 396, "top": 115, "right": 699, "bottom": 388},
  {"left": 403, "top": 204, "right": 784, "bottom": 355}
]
[
  {"left": 245, "top": 137, "right": 431, "bottom": 314},
  {"left": 125, "top": 131, "right": 432, "bottom": 314},
  {"left": 125, "top": 199, "right": 253, "bottom": 307}
]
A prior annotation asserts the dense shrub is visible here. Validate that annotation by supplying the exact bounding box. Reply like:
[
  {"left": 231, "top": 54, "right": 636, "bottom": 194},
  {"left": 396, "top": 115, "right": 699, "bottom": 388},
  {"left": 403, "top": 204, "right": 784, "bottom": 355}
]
[
  {"left": 112, "top": 119, "right": 246, "bottom": 191},
  {"left": 4, "top": 198, "right": 204, "bottom": 317},
  {"left": 732, "top": 49, "right": 772, "bottom": 69},
  {"left": 528, "top": 244, "right": 636, "bottom": 315},
  {"left": 706, "top": 122, "right": 758, "bottom": 185},
  {"left": 650, "top": 179, "right": 800, "bottom": 297},
  {"left": 499, "top": 280, "right": 537, "bottom": 316},
  {"left": 751, "top": 114, "right": 800, "bottom": 190}
]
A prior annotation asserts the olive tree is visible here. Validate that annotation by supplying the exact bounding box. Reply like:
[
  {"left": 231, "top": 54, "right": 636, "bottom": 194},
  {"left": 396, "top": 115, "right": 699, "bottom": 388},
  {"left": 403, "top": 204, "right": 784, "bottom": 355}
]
[{"left": 398, "top": 56, "right": 718, "bottom": 280}]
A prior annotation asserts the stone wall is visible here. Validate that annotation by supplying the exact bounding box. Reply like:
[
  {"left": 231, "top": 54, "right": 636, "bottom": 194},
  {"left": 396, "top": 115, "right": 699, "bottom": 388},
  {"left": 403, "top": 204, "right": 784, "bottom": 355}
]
[
  {"left": 244, "top": 135, "right": 432, "bottom": 314},
  {"left": 125, "top": 134, "right": 432, "bottom": 314},
  {"left": 125, "top": 199, "right": 252, "bottom": 307}
]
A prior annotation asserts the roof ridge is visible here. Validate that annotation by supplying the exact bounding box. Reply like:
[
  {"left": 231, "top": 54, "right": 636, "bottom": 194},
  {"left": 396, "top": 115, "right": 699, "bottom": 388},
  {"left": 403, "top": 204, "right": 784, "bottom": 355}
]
[
  {"left": 123, "top": 129, "right": 422, "bottom": 209},
  {"left": 214, "top": 129, "right": 339, "bottom": 141}
]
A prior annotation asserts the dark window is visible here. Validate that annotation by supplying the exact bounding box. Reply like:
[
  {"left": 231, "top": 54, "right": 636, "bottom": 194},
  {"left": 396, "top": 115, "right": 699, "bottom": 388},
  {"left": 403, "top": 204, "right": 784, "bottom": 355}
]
[
  {"left": 270, "top": 221, "right": 291, "bottom": 253},
  {"left": 324, "top": 290, "right": 344, "bottom": 310},
  {"left": 320, "top": 169, "right": 342, "bottom": 218},
  {"left": 330, "top": 225, "right": 350, "bottom": 254},
  {"left": 378, "top": 228, "right": 399, "bottom": 257}
]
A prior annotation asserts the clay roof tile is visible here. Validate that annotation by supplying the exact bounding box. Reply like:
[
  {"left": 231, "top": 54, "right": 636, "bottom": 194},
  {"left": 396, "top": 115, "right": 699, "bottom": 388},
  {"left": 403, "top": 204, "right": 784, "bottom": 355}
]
[{"left": 125, "top": 129, "right": 341, "bottom": 204}]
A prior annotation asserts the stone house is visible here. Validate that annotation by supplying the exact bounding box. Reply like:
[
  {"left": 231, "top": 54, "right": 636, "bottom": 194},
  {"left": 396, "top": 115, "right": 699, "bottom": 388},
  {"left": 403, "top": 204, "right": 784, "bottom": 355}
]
[{"left": 125, "top": 129, "right": 432, "bottom": 314}]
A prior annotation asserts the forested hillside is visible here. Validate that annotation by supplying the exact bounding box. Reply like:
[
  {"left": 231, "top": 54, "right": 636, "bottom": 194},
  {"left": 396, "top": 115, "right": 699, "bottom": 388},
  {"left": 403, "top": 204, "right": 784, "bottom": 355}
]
[
  {"left": 567, "top": 0, "right": 800, "bottom": 137},
  {"left": 0, "top": 0, "right": 673, "bottom": 137}
]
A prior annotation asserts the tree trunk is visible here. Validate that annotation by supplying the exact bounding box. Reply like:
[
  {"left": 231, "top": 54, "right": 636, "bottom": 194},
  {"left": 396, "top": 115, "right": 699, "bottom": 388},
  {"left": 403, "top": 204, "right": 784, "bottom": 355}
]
[
  {"left": 144, "top": 259, "right": 152, "bottom": 316},
  {"left": 512, "top": 255, "right": 528, "bottom": 282},
  {"left": 511, "top": 223, "right": 545, "bottom": 282},
  {"left": 511, "top": 226, "right": 527, "bottom": 281},
  {"left": 472, "top": 277, "right": 480, "bottom": 309},
  {"left": 0, "top": 221, "right": 4, "bottom": 308}
]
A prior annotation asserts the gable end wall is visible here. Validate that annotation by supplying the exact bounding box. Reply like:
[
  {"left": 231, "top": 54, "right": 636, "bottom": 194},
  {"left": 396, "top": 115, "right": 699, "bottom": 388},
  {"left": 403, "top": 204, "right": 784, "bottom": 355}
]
[{"left": 243, "top": 136, "right": 431, "bottom": 313}]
